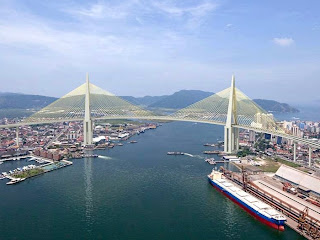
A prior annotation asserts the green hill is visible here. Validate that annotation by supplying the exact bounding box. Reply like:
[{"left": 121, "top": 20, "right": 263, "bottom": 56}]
[
  {"left": 122, "top": 95, "right": 168, "bottom": 106},
  {"left": 125, "top": 90, "right": 299, "bottom": 113},
  {"left": 148, "top": 90, "right": 213, "bottom": 109},
  {"left": 253, "top": 99, "right": 299, "bottom": 113},
  {"left": 0, "top": 93, "right": 57, "bottom": 109}
]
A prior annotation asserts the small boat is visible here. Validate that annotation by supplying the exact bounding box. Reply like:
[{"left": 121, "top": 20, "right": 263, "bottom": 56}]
[
  {"left": 203, "top": 151, "right": 220, "bottom": 154},
  {"left": 6, "top": 178, "right": 25, "bottom": 185},
  {"left": 167, "top": 152, "right": 184, "bottom": 155},
  {"left": 83, "top": 154, "right": 98, "bottom": 158},
  {"left": 118, "top": 143, "right": 124, "bottom": 146},
  {"left": 204, "top": 143, "right": 215, "bottom": 147},
  {"left": 205, "top": 158, "right": 216, "bottom": 165},
  {"left": 6, "top": 181, "right": 16, "bottom": 185},
  {"left": 129, "top": 141, "right": 137, "bottom": 143}
]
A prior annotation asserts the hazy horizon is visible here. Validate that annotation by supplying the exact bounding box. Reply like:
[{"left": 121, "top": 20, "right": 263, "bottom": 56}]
[{"left": 1, "top": 88, "right": 319, "bottom": 108}]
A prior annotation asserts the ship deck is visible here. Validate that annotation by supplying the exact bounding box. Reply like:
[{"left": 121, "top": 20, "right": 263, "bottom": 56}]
[{"left": 211, "top": 176, "right": 286, "bottom": 223}]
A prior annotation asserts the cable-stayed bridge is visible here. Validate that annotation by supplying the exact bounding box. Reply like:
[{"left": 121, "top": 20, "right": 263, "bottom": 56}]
[{"left": 1, "top": 74, "right": 319, "bottom": 166}]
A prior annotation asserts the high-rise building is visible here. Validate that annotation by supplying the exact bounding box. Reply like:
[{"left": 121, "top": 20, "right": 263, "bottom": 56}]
[
  {"left": 253, "top": 113, "right": 275, "bottom": 130},
  {"left": 292, "top": 125, "right": 300, "bottom": 136},
  {"left": 265, "top": 133, "right": 271, "bottom": 140},
  {"left": 277, "top": 137, "right": 282, "bottom": 145},
  {"left": 283, "top": 121, "right": 293, "bottom": 132},
  {"left": 249, "top": 130, "right": 255, "bottom": 142}
]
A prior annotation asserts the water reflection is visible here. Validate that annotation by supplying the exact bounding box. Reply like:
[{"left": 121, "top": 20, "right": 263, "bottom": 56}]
[{"left": 84, "top": 157, "right": 93, "bottom": 232}]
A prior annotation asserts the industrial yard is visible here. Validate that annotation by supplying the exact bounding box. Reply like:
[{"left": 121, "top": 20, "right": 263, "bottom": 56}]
[{"left": 220, "top": 164, "right": 320, "bottom": 239}]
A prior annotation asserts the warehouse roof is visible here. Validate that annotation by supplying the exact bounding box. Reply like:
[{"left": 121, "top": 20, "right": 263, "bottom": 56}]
[{"left": 275, "top": 165, "right": 320, "bottom": 195}]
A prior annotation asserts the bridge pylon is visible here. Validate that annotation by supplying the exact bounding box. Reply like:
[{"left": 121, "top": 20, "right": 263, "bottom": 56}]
[
  {"left": 224, "top": 75, "right": 239, "bottom": 154},
  {"left": 83, "top": 73, "right": 93, "bottom": 146}
]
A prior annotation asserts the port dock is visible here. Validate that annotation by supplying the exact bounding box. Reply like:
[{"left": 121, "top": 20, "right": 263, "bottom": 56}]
[
  {"left": 1, "top": 156, "right": 73, "bottom": 185},
  {"left": 0, "top": 155, "right": 30, "bottom": 162},
  {"left": 220, "top": 167, "right": 320, "bottom": 239}
]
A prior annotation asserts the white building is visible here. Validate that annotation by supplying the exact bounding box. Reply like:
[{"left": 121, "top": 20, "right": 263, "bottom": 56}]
[
  {"left": 275, "top": 165, "right": 320, "bottom": 196},
  {"left": 67, "top": 130, "right": 80, "bottom": 140}
]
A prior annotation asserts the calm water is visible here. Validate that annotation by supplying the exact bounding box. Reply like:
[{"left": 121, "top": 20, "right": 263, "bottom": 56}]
[
  {"left": 0, "top": 122, "right": 304, "bottom": 240},
  {"left": 274, "top": 106, "right": 320, "bottom": 122}
]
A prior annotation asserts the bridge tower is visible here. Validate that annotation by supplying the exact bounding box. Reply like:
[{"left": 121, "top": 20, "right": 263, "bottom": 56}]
[
  {"left": 224, "top": 75, "right": 239, "bottom": 154},
  {"left": 83, "top": 73, "right": 93, "bottom": 146}
]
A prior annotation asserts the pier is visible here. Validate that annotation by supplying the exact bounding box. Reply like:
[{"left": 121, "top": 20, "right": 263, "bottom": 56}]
[
  {"left": 212, "top": 160, "right": 230, "bottom": 163},
  {"left": 0, "top": 155, "right": 30, "bottom": 162},
  {"left": 220, "top": 168, "right": 320, "bottom": 239},
  {"left": 1, "top": 156, "right": 73, "bottom": 185}
]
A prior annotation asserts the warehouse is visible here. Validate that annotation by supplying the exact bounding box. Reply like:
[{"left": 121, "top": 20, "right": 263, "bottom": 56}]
[{"left": 275, "top": 165, "right": 320, "bottom": 196}]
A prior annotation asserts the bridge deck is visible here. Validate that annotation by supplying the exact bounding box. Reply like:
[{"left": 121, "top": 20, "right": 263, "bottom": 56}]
[{"left": 0, "top": 116, "right": 319, "bottom": 149}]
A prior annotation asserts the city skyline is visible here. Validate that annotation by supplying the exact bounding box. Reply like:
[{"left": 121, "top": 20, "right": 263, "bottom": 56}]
[{"left": 0, "top": 0, "right": 319, "bottom": 105}]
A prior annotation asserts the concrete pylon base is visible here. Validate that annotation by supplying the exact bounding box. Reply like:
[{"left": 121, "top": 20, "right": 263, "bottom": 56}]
[{"left": 224, "top": 126, "right": 239, "bottom": 154}]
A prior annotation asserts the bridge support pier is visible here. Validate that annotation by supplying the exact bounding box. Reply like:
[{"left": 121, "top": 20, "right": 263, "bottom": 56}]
[
  {"left": 224, "top": 126, "right": 239, "bottom": 154},
  {"left": 224, "top": 75, "right": 239, "bottom": 154},
  {"left": 309, "top": 147, "right": 312, "bottom": 167},
  {"left": 16, "top": 126, "right": 19, "bottom": 148},
  {"left": 83, "top": 73, "right": 93, "bottom": 146},
  {"left": 293, "top": 142, "right": 296, "bottom": 162},
  {"left": 83, "top": 119, "right": 93, "bottom": 146}
]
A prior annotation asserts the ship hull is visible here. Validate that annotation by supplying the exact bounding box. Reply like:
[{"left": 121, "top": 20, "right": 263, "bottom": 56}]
[{"left": 208, "top": 177, "right": 285, "bottom": 231}]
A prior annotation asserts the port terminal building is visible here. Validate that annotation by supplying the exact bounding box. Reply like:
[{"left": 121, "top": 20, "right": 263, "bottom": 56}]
[{"left": 275, "top": 165, "right": 320, "bottom": 197}]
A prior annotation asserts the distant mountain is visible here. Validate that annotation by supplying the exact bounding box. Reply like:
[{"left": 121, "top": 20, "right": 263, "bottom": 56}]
[
  {"left": 122, "top": 95, "right": 168, "bottom": 106},
  {"left": 0, "top": 93, "right": 57, "bottom": 109},
  {"left": 0, "top": 92, "right": 21, "bottom": 96},
  {"left": 148, "top": 90, "right": 213, "bottom": 109},
  {"left": 125, "top": 90, "right": 299, "bottom": 113},
  {"left": 0, "top": 91, "right": 299, "bottom": 116},
  {"left": 253, "top": 99, "right": 299, "bottom": 113}
]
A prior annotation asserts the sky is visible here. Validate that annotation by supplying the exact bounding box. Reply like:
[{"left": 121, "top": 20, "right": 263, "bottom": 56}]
[{"left": 0, "top": 0, "right": 319, "bottom": 105}]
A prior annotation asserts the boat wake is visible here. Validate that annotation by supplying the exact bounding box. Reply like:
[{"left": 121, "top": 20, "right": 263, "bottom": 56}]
[
  {"left": 97, "top": 155, "right": 112, "bottom": 160},
  {"left": 183, "top": 153, "right": 193, "bottom": 157},
  {"left": 184, "top": 153, "right": 204, "bottom": 159}
]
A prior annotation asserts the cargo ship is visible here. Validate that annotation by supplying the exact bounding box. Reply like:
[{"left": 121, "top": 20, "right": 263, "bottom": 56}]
[{"left": 208, "top": 169, "right": 286, "bottom": 230}]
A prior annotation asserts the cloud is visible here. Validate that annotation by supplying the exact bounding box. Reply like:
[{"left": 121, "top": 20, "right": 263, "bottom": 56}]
[
  {"left": 152, "top": 1, "right": 218, "bottom": 28},
  {"left": 65, "top": 2, "right": 134, "bottom": 19},
  {"left": 0, "top": 21, "right": 127, "bottom": 56},
  {"left": 63, "top": 1, "right": 219, "bottom": 30},
  {"left": 0, "top": 3, "right": 188, "bottom": 65},
  {"left": 153, "top": 1, "right": 217, "bottom": 17},
  {"left": 273, "top": 37, "right": 294, "bottom": 47}
]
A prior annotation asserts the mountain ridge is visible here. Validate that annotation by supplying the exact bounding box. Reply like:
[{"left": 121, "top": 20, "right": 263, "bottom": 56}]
[
  {"left": 124, "top": 90, "right": 299, "bottom": 113},
  {"left": 0, "top": 91, "right": 299, "bottom": 114}
]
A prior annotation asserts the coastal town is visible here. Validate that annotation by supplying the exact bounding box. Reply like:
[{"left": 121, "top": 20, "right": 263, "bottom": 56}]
[
  {"left": 0, "top": 118, "right": 159, "bottom": 160},
  {"left": 0, "top": 115, "right": 319, "bottom": 181},
  {"left": 239, "top": 119, "right": 320, "bottom": 168},
  {"left": 2, "top": 116, "right": 319, "bottom": 166},
  {"left": 0, "top": 118, "right": 160, "bottom": 184}
]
